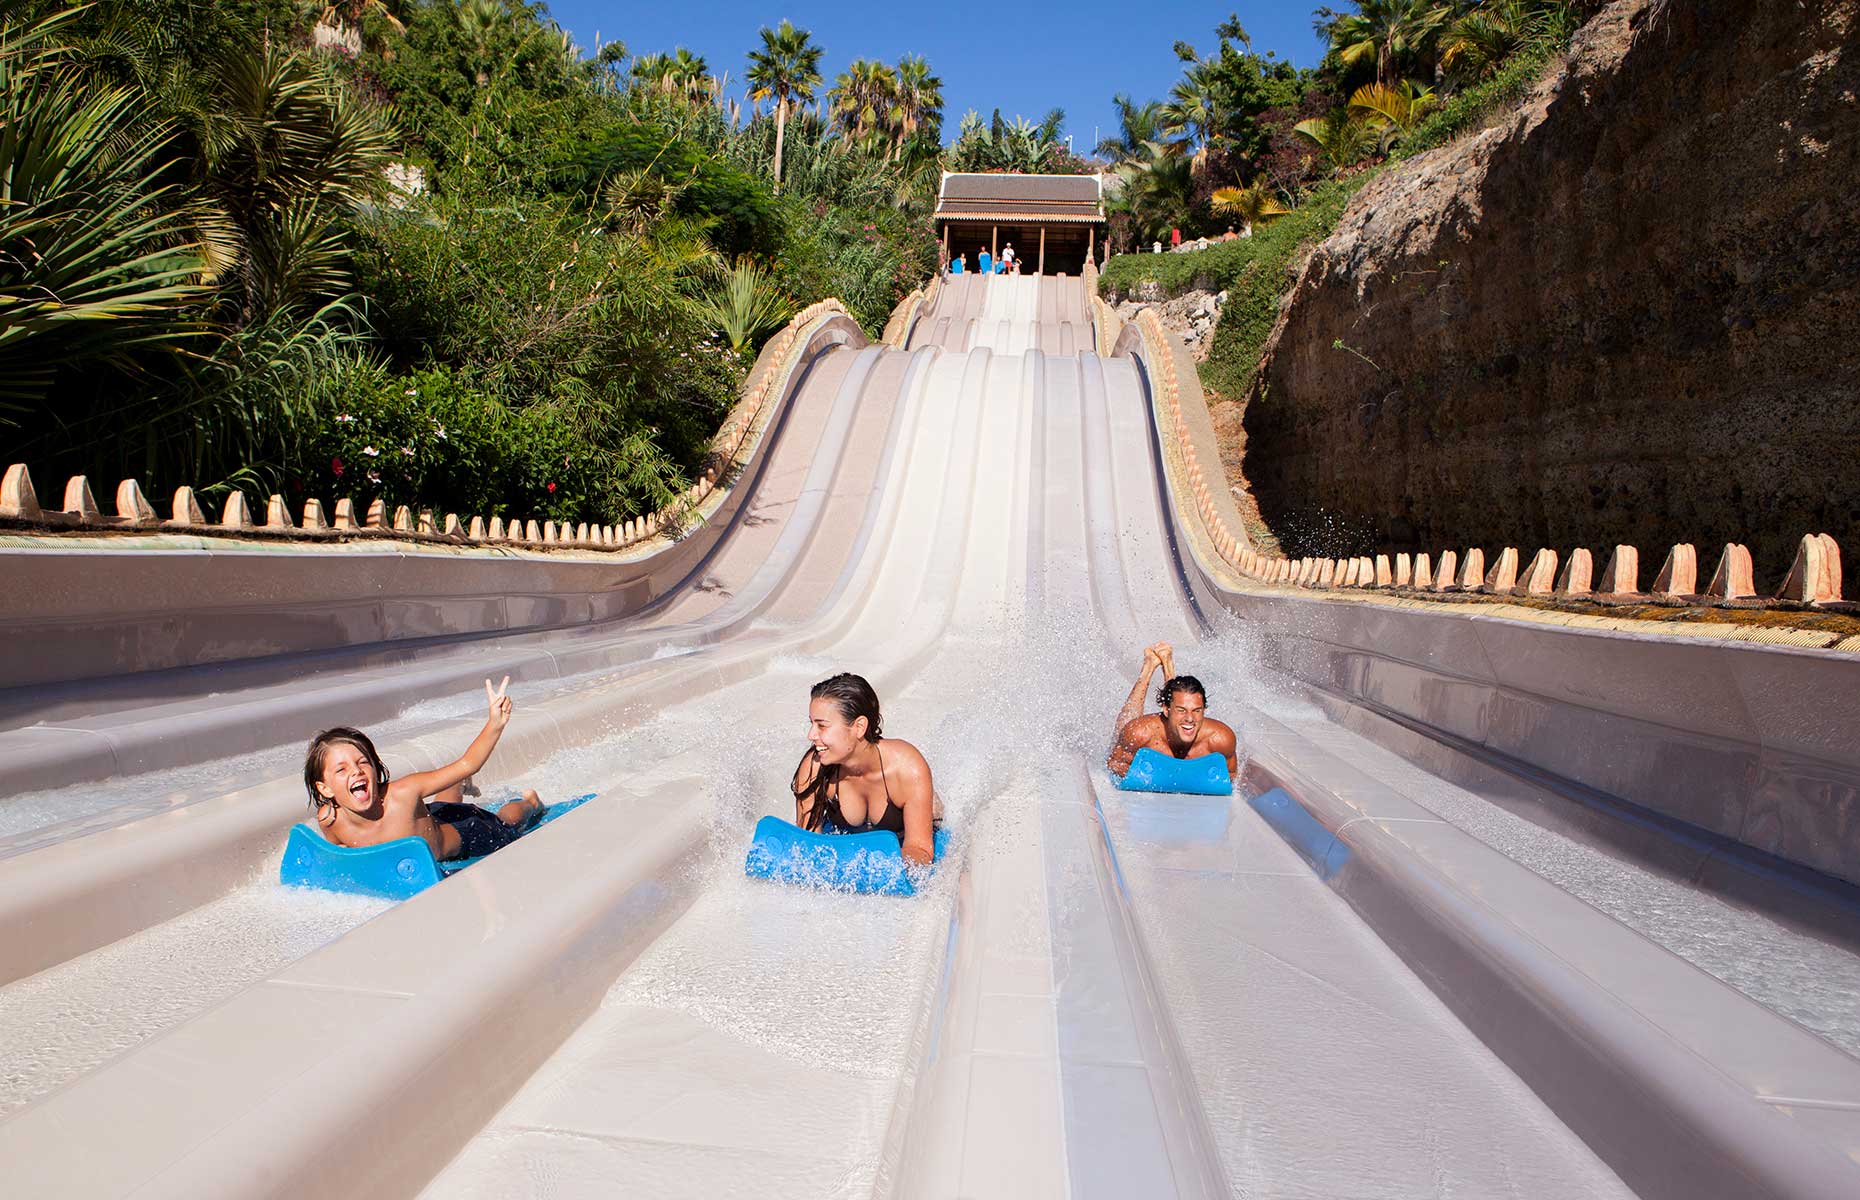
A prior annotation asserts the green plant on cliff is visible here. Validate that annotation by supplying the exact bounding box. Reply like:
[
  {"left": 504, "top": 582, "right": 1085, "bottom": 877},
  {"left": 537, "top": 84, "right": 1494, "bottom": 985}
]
[
  {"left": 1325, "top": 0, "right": 1447, "bottom": 89},
  {"left": 1210, "top": 181, "right": 1290, "bottom": 236}
]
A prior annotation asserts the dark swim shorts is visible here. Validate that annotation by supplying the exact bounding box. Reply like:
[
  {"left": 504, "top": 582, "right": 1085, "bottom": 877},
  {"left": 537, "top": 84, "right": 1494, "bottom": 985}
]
[{"left": 428, "top": 800, "right": 525, "bottom": 860}]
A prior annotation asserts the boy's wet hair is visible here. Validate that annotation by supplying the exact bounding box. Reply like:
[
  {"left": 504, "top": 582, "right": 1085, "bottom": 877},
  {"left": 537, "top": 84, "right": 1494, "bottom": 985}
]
[
  {"left": 811, "top": 672, "right": 884, "bottom": 742},
  {"left": 303, "top": 726, "right": 388, "bottom": 809},
  {"left": 1157, "top": 675, "right": 1207, "bottom": 710}
]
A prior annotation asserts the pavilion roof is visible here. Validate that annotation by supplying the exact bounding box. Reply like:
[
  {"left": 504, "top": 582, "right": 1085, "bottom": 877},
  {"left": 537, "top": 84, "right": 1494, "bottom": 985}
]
[{"left": 934, "top": 173, "right": 1105, "bottom": 224}]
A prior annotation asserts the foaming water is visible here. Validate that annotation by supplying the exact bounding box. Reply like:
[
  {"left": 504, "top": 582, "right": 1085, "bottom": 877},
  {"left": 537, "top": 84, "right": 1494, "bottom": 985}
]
[{"left": 0, "top": 878, "right": 389, "bottom": 1116}]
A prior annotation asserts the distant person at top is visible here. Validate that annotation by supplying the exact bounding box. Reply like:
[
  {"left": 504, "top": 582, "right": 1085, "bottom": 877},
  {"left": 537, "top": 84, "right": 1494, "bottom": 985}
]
[
  {"left": 1107, "top": 642, "right": 1239, "bottom": 779},
  {"left": 977, "top": 247, "right": 993, "bottom": 275},
  {"left": 950, "top": 253, "right": 965, "bottom": 275},
  {"left": 1001, "top": 242, "right": 1016, "bottom": 269},
  {"left": 792, "top": 673, "right": 940, "bottom": 865}
]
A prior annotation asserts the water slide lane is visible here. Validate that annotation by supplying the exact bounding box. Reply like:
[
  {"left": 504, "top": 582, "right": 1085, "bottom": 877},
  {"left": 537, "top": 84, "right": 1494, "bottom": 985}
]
[
  {"left": 0, "top": 340, "right": 930, "bottom": 1112},
  {"left": 5, "top": 275, "right": 1854, "bottom": 1199},
  {"left": 422, "top": 315, "right": 1025, "bottom": 1197}
]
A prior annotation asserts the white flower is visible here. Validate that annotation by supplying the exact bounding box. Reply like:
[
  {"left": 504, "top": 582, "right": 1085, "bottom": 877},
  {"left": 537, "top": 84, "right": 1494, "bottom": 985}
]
[
  {"left": 405, "top": 388, "right": 418, "bottom": 397},
  {"left": 363, "top": 446, "right": 379, "bottom": 457},
  {"left": 400, "top": 446, "right": 415, "bottom": 457},
  {"left": 335, "top": 413, "right": 354, "bottom": 423}
]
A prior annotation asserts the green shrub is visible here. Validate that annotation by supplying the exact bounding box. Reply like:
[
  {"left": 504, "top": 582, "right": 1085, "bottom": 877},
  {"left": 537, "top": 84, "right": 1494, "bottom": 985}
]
[
  {"left": 1396, "top": 44, "right": 1558, "bottom": 158},
  {"left": 296, "top": 360, "right": 681, "bottom": 525},
  {"left": 1101, "top": 43, "right": 1564, "bottom": 401},
  {"left": 1101, "top": 175, "right": 1372, "bottom": 398},
  {"left": 350, "top": 187, "right": 743, "bottom": 482}
]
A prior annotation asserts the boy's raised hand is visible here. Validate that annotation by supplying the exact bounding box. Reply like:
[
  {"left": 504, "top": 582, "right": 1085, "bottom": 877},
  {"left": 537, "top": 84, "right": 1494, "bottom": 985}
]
[{"left": 486, "top": 676, "right": 513, "bottom": 730}]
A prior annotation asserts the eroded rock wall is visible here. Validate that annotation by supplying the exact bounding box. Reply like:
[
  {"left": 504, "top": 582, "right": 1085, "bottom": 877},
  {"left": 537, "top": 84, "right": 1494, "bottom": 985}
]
[{"left": 1244, "top": 0, "right": 1860, "bottom": 574}]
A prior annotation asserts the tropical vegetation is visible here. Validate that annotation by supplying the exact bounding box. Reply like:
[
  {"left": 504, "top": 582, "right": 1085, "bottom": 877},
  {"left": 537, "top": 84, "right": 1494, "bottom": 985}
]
[
  {"left": 5, "top": 0, "right": 940, "bottom": 527},
  {"left": 1100, "top": 0, "right": 1594, "bottom": 400}
]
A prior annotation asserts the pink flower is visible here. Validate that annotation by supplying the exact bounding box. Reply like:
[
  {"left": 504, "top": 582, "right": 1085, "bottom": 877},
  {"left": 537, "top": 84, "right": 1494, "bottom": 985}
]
[{"left": 331, "top": 457, "right": 345, "bottom": 477}]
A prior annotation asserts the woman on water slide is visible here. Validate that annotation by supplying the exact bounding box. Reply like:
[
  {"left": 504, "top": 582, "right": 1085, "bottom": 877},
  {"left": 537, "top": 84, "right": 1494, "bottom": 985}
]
[{"left": 792, "top": 673, "right": 940, "bottom": 865}]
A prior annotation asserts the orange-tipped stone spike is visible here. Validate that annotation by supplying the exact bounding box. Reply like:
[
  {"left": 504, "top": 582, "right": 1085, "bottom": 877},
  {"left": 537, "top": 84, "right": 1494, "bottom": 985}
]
[
  {"left": 1458, "top": 548, "right": 1485, "bottom": 590},
  {"left": 1, "top": 464, "right": 42, "bottom": 518},
  {"left": 63, "top": 476, "right": 101, "bottom": 519},
  {"left": 1599, "top": 545, "right": 1639, "bottom": 596},
  {"left": 220, "top": 492, "right": 253, "bottom": 528},
  {"left": 1520, "top": 548, "right": 1558, "bottom": 595},
  {"left": 1704, "top": 544, "right": 1755, "bottom": 601},
  {"left": 116, "top": 479, "right": 158, "bottom": 524},
  {"left": 1557, "top": 548, "right": 1593, "bottom": 596},
  {"left": 1651, "top": 544, "right": 1697, "bottom": 599},
  {"left": 1482, "top": 547, "right": 1518, "bottom": 593},
  {"left": 1777, "top": 533, "right": 1843, "bottom": 604}
]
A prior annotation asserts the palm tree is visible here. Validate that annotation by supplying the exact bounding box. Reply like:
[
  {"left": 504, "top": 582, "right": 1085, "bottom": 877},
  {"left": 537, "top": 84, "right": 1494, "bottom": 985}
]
[
  {"left": 745, "top": 19, "right": 823, "bottom": 189},
  {"left": 1095, "top": 93, "right": 1167, "bottom": 165},
  {"left": 1210, "top": 180, "right": 1288, "bottom": 237},
  {"left": 1440, "top": 1, "right": 1574, "bottom": 83},
  {"left": 0, "top": 8, "right": 211, "bottom": 407},
  {"left": 303, "top": 1, "right": 407, "bottom": 56},
  {"left": 1329, "top": 0, "right": 1447, "bottom": 89},
  {"left": 1162, "top": 63, "right": 1222, "bottom": 176},
  {"left": 1108, "top": 139, "right": 1195, "bottom": 242},
  {"left": 633, "top": 47, "right": 715, "bottom": 104},
  {"left": 888, "top": 55, "right": 942, "bottom": 159},
  {"left": 1347, "top": 80, "right": 1438, "bottom": 151},
  {"left": 829, "top": 58, "right": 897, "bottom": 142},
  {"left": 1292, "top": 107, "right": 1382, "bottom": 171}
]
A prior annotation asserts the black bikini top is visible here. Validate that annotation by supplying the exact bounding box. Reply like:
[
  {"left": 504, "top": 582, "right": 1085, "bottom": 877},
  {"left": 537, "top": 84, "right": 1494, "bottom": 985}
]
[{"left": 793, "top": 743, "right": 904, "bottom": 835}]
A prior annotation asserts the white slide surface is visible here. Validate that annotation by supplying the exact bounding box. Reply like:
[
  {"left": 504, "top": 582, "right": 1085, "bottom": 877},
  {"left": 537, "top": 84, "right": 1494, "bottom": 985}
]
[{"left": 9, "top": 277, "right": 1857, "bottom": 1199}]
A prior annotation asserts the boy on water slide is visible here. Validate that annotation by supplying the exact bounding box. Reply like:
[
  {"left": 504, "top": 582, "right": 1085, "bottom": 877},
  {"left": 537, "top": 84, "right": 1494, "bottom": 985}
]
[
  {"left": 1107, "top": 642, "right": 1239, "bottom": 778},
  {"left": 302, "top": 677, "right": 543, "bottom": 861}
]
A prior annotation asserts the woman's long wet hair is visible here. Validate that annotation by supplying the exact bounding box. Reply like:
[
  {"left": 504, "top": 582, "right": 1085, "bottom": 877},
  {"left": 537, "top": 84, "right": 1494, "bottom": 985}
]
[
  {"left": 303, "top": 726, "right": 389, "bottom": 811},
  {"left": 1157, "top": 676, "right": 1207, "bottom": 709},
  {"left": 811, "top": 672, "right": 884, "bottom": 742}
]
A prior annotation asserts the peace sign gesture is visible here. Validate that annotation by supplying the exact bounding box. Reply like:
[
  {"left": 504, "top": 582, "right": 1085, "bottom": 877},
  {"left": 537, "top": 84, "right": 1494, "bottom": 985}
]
[{"left": 485, "top": 676, "right": 513, "bottom": 730}]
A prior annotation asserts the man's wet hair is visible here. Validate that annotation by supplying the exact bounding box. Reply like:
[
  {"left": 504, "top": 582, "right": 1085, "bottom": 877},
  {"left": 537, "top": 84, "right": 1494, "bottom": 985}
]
[
  {"left": 811, "top": 672, "right": 884, "bottom": 742},
  {"left": 1157, "top": 675, "right": 1207, "bottom": 710}
]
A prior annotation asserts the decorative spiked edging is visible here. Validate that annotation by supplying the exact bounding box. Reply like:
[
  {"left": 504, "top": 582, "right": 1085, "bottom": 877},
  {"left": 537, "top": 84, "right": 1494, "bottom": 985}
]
[
  {"left": 0, "top": 300, "right": 852, "bottom": 557},
  {"left": 1128, "top": 311, "right": 1850, "bottom": 613},
  {"left": 1086, "top": 261, "right": 1126, "bottom": 355},
  {"left": 880, "top": 272, "right": 942, "bottom": 349}
]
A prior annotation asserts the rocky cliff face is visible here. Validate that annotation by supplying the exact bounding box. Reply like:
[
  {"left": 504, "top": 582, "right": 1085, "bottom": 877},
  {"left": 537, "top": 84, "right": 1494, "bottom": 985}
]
[{"left": 1243, "top": 0, "right": 1859, "bottom": 575}]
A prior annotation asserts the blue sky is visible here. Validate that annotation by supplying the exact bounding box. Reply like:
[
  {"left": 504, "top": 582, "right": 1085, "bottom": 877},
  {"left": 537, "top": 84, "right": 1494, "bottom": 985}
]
[{"left": 541, "top": 2, "right": 1330, "bottom": 154}]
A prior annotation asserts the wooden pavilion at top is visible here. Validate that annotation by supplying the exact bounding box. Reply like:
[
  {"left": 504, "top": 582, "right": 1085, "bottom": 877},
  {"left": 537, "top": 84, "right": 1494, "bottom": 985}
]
[{"left": 933, "top": 172, "right": 1106, "bottom": 276}]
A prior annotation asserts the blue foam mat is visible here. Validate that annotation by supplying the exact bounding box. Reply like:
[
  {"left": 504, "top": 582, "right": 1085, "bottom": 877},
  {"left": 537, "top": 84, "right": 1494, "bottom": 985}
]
[
  {"left": 744, "top": 815, "right": 950, "bottom": 897},
  {"left": 279, "top": 794, "right": 595, "bottom": 901},
  {"left": 1115, "top": 747, "right": 1233, "bottom": 795}
]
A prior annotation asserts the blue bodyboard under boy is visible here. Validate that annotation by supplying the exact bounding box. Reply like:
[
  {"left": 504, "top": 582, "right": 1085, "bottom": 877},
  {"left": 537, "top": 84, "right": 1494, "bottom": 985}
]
[{"left": 280, "top": 794, "right": 595, "bottom": 901}]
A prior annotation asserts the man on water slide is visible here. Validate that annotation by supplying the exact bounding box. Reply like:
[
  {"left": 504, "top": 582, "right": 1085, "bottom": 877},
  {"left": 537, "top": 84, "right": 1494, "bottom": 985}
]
[{"left": 1107, "top": 642, "right": 1239, "bottom": 778}]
